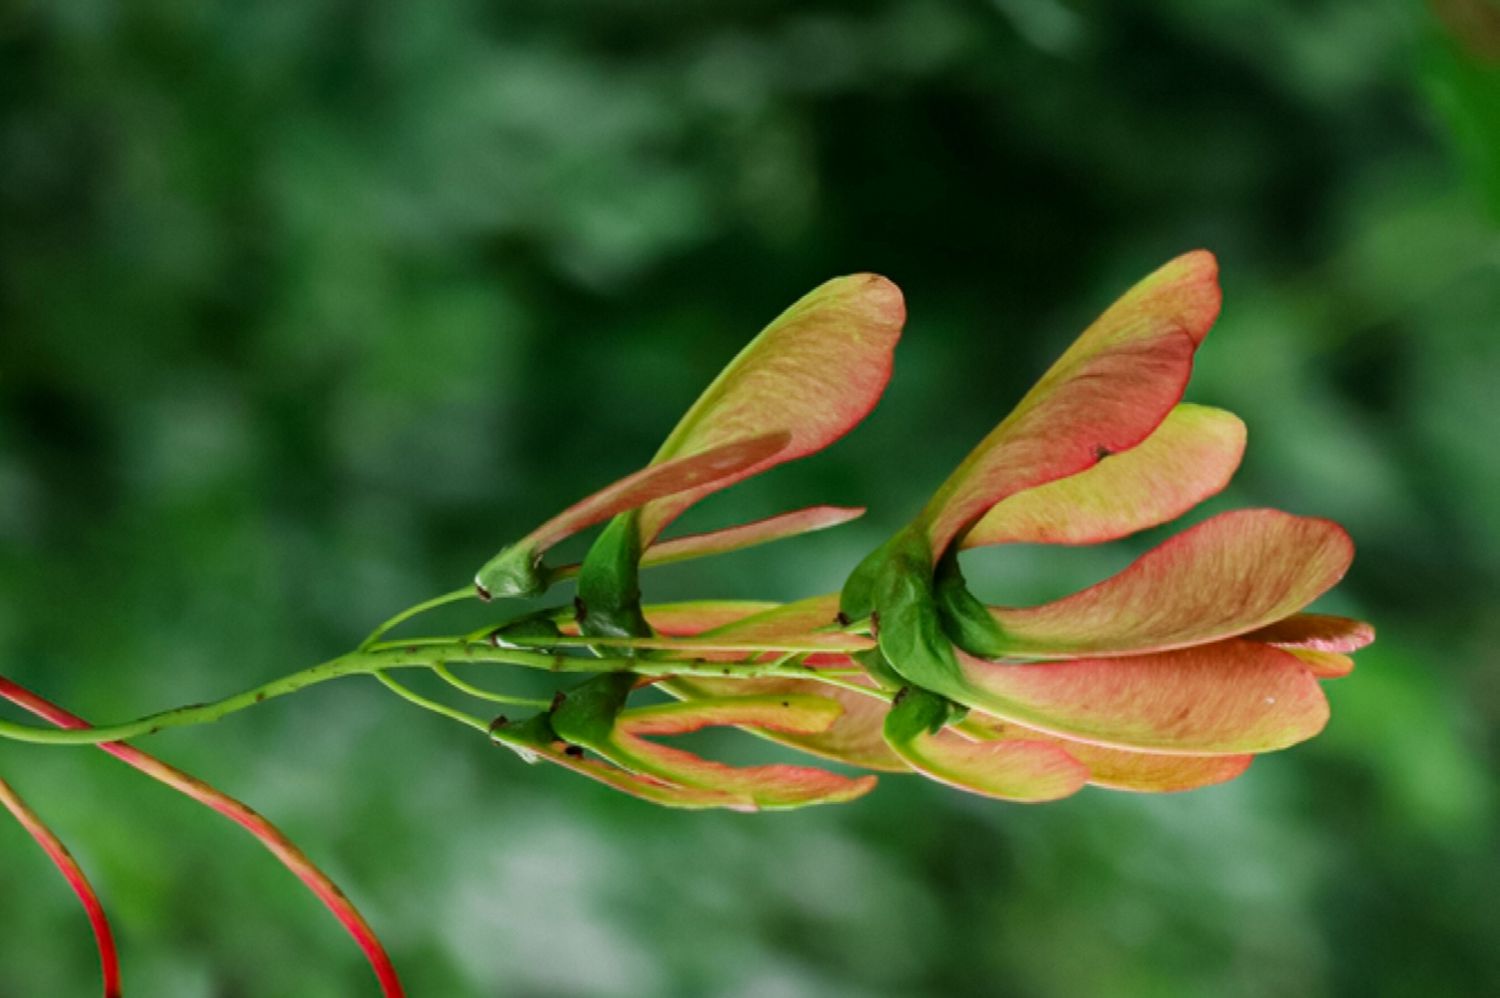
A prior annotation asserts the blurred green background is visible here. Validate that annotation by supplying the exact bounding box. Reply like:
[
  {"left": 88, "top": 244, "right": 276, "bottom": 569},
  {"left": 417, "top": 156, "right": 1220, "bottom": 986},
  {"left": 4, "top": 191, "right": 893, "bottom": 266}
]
[{"left": 3, "top": 1, "right": 1499, "bottom": 995}]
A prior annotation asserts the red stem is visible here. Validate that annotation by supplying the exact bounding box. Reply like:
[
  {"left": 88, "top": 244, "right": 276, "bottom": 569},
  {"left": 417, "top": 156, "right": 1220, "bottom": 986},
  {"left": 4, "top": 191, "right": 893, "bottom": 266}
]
[
  {"left": 0, "top": 676, "right": 405, "bottom": 997},
  {"left": 0, "top": 774, "right": 123, "bottom": 998}
]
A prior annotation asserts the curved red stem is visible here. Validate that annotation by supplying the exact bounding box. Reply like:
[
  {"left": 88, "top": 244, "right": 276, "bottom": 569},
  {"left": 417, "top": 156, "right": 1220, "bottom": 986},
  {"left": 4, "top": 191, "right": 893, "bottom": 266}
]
[
  {"left": 0, "top": 774, "right": 123, "bottom": 997},
  {"left": 0, "top": 676, "right": 405, "bottom": 997}
]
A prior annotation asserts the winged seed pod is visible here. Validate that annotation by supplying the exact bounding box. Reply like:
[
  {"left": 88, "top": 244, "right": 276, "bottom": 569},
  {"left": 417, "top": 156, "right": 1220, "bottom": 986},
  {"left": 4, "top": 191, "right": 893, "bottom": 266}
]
[
  {"left": 495, "top": 273, "right": 904, "bottom": 809},
  {"left": 664, "top": 252, "right": 1372, "bottom": 800},
  {"left": 1, "top": 256, "right": 1373, "bottom": 990},
  {"left": 571, "top": 272, "right": 904, "bottom": 639}
]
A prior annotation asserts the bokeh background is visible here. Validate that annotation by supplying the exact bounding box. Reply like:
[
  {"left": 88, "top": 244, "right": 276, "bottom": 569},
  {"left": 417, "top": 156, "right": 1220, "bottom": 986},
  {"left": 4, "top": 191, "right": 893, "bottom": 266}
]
[{"left": 3, "top": 2, "right": 1499, "bottom": 995}]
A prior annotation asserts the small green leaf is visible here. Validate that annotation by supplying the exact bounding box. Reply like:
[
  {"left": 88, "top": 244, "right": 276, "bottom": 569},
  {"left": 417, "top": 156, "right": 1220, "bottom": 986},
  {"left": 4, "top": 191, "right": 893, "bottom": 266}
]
[
  {"left": 576, "top": 514, "right": 652, "bottom": 640},
  {"left": 933, "top": 547, "right": 1007, "bottom": 658},
  {"left": 549, "top": 673, "right": 637, "bottom": 748}
]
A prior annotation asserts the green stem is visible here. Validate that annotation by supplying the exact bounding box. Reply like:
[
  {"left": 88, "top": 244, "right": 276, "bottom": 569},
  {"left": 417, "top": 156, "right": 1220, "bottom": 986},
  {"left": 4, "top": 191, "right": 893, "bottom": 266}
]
[
  {"left": 0, "top": 642, "right": 860, "bottom": 747},
  {"left": 497, "top": 632, "right": 871, "bottom": 654},
  {"left": 805, "top": 673, "right": 893, "bottom": 700},
  {"left": 0, "top": 653, "right": 366, "bottom": 746},
  {"left": 372, "top": 672, "right": 490, "bottom": 734},
  {"left": 359, "top": 588, "right": 474, "bottom": 651},
  {"left": 369, "top": 637, "right": 465, "bottom": 651},
  {"left": 430, "top": 664, "right": 551, "bottom": 709}
]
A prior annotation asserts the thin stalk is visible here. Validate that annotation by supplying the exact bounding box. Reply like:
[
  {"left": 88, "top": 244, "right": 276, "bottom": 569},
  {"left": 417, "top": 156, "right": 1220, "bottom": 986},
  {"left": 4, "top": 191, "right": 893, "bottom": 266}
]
[
  {"left": 0, "top": 653, "right": 366, "bottom": 746},
  {"left": 370, "top": 637, "right": 463, "bottom": 650},
  {"left": 372, "top": 672, "right": 490, "bottom": 734},
  {"left": 0, "top": 774, "right": 122, "bottom": 998},
  {"left": 0, "top": 676, "right": 404, "bottom": 998},
  {"left": 496, "top": 633, "right": 873, "bottom": 655},
  {"left": 359, "top": 588, "right": 474, "bottom": 650},
  {"left": 803, "top": 673, "right": 893, "bottom": 700},
  {"left": 0, "top": 644, "right": 866, "bottom": 747},
  {"left": 430, "top": 665, "right": 551, "bottom": 709}
]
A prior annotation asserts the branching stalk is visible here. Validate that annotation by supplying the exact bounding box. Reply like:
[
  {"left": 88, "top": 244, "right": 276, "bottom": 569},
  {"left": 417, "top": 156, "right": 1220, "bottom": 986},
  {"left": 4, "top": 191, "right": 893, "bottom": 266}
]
[
  {"left": 0, "top": 642, "right": 863, "bottom": 748},
  {"left": 0, "top": 677, "right": 405, "bottom": 997},
  {"left": 0, "top": 774, "right": 122, "bottom": 998}
]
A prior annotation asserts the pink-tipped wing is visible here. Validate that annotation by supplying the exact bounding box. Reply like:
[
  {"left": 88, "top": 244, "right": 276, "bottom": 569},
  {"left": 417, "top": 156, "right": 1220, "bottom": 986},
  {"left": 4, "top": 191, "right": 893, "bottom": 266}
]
[
  {"left": 1243, "top": 614, "right": 1375, "bottom": 652},
  {"left": 641, "top": 600, "right": 780, "bottom": 636},
  {"left": 888, "top": 729, "right": 1089, "bottom": 802},
  {"left": 570, "top": 595, "right": 846, "bottom": 650},
  {"left": 518, "top": 738, "right": 751, "bottom": 810},
  {"left": 551, "top": 507, "right": 866, "bottom": 582},
  {"left": 696, "top": 592, "right": 846, "bottom": 643},
  {"left": 645, "top": 505, "right": 865, "bottom": 566},
  {"left": 531, "top": 690, "right": 877, "bottom": 810},
  {"left": 1285, "top": 648, "right": 1356, "bottom": 679},
  {"left": 961, "top": 716, "right": 1253, "bottom": 793},
  {"left": 0, "top": 678, "right": 404, "bottom": 998},
  {"left": 599, "top": 696, "right": 877, "bottom": 810},
  {"left": 558, "top": 600, "right": 776, "bottom": 638},
  {"left": 657, "top": 594, "right": 903, "bottom": 769},
  {"left": 606, "top": 732, "right": 878, "bottom": 810},
  {"left": 963, "top": 405, "right": 1245, "bottom": 548},
  {"left": 1062, "top": 742, "right": 1252, "bottom": 792},
  {"left": 954, "top": 641, "right": 1329, "bottom": 754},
  {"left": 637, "top": 274, "right": 904, "bottom": 544},
  {"left": 916, "top": 251, "right": 1221, "bottom": 559},
  {"left": 524, "top": 432, "right": 790, "bottom": 554},
  {"left": 663, "top": 675, "right": 908, "bottom": 772},
  {"left": 616, "top": 694, "right": 845, "bottom": 736},
  {"left": 0, "top": 776, "right": 122, "bottom": 998},
  {"left": 986, "top": 509, "right": 1355, "bottom": 658}
]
